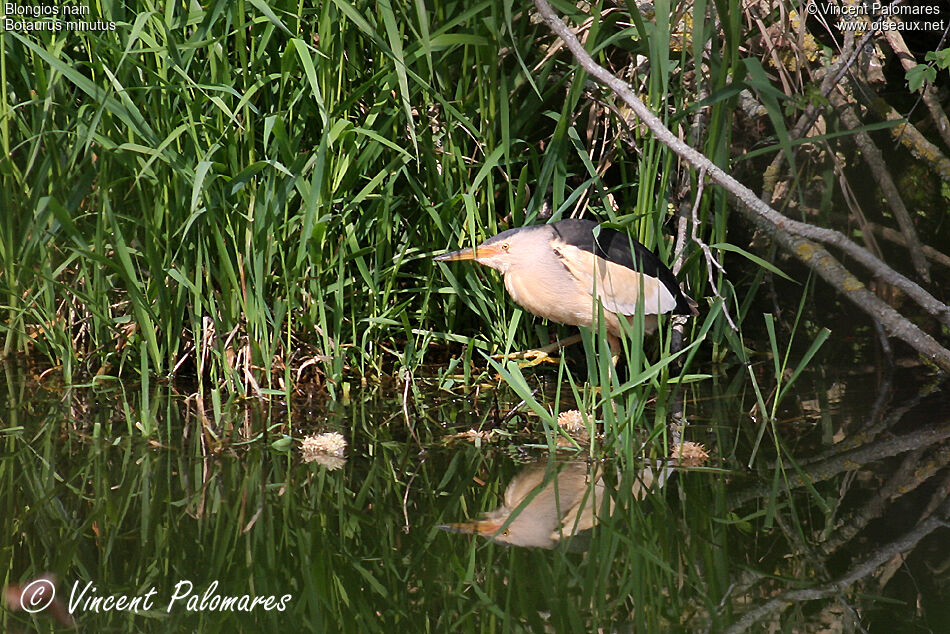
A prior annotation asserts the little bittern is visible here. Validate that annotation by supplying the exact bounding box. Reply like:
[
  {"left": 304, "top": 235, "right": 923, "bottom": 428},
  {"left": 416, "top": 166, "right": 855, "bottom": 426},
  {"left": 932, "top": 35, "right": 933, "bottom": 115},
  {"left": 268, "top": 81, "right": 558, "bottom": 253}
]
[
  {"left": 434, "top": 218, "right": 697, "bottom": 357},
  {"left": 439, "top": 459, "right": 607, "bottom": 549},
  {"left": 438, "top": 456, "right": 673, "bottom": 549}
]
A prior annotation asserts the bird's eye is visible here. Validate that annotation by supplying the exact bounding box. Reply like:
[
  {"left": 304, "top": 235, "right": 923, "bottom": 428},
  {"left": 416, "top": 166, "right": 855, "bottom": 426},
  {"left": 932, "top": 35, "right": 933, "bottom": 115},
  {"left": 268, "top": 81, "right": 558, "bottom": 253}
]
[{"left": 501, "top": 243, "right": 509, "bottom": 251}]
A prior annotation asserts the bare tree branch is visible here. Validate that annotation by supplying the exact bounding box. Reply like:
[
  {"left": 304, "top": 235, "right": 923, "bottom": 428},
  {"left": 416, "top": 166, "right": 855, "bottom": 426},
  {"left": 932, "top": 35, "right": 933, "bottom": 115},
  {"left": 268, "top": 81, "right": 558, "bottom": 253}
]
[
  {"left": 883, "top": 28, "right": 950, "bottom": 151},
  {"left": 532, "top": 0, "right": 950, "bottom": 370},
  {"left": 723, "top": 508, "right": 948, "bottom": 633},
  {"left": 760, "top": 19, "right": 876, "bottom": 203},
  {"left": 730, "top": 422, "right": 950, "bottom": 507},
  {"left": 833, "top": 93, "right": 930, "bottom": 282}
]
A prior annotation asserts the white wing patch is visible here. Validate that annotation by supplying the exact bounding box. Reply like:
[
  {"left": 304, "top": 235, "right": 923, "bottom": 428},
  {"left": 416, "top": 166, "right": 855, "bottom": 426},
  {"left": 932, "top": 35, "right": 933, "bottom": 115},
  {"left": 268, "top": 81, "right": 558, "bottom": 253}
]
[{"left": 551, "top": 239, "right": 677, "bottom": 316}]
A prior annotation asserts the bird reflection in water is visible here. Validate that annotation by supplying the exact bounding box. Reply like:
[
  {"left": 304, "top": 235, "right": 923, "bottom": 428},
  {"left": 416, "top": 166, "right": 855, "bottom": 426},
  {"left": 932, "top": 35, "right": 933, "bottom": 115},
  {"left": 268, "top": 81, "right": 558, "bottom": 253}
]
[{"left": 439, "top": 458, "right": 665, "bottom": 549}]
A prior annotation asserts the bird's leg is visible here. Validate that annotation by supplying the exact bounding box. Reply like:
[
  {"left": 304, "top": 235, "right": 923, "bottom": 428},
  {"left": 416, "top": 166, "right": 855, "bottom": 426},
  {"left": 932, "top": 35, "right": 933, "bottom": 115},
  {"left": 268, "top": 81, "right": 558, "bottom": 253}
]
[
  {"left": 608, "top": 334, "right": 621, "bottom": 370},
  {"left": 606, "top": 335, "right": 622, "bottom": 412},
  {"left": 495, "top": 333, "right": 584, "bottom": 366}
]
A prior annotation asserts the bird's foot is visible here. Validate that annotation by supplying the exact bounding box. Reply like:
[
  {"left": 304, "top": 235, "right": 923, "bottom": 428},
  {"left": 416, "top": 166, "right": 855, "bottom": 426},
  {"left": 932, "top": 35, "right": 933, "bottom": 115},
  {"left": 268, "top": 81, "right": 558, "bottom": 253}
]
[
  {"left": 491, "top": 334, "right": 584, "bottom": 367},
  {"left": 493, "top": 348, "right": 559, "bottom": 367}
]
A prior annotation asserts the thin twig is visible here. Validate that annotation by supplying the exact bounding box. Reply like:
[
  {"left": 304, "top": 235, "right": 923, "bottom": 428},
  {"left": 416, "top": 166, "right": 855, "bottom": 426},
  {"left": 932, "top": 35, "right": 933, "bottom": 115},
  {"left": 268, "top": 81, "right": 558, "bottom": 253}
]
[
  {"left": 402, "top": 369, "right": 423, "bottom": 450},
  {"left": 861, "top": 220, "right": 950, "bottom": 270},
  {"left": 672, "top": 208, "right": 688, "bottom": 276},
  {"left": 502, "top": 388, "right": 540, "bottom": 425},
  {"left": 401, "top": 467, "right": 420, "bottom": 534},
  {"left": 689, "top": 168, "right": 736, "bottom": 331}
]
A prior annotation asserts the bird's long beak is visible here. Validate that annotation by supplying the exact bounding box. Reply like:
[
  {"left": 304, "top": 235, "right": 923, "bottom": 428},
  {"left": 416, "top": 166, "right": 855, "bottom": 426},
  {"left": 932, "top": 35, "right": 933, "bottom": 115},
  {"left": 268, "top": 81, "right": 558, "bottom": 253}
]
[
  {"left": 437, "top": 519, "right": 504, "bottom": 536},
  {"left": 433, "top": 247, "right": 477, "bottom": 262}
]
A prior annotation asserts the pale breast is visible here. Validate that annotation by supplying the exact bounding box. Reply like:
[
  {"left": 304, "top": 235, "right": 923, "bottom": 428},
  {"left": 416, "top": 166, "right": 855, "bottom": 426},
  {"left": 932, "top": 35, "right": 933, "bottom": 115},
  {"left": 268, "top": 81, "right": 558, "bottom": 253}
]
[{"left": 503, "top": 266, "right": 621, "bottom": 335}]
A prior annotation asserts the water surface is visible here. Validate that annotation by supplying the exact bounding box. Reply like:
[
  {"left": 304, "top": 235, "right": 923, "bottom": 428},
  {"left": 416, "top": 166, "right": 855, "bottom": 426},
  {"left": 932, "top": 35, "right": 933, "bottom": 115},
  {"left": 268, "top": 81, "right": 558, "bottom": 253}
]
[{"left": 2, "top": 360, "right": 948, "bottom": 632}]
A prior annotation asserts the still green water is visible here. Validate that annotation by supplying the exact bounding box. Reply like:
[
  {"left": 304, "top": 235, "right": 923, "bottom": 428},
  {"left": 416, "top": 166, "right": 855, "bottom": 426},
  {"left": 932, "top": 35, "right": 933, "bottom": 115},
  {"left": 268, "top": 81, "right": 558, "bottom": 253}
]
[{"left": 2, "top": 360, "right": 948, "bottom": 632}]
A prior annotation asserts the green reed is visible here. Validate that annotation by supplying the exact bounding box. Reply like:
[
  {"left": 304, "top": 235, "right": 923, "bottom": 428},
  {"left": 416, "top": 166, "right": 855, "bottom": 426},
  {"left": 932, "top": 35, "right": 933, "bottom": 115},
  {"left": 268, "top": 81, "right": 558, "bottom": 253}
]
[{"left": 0, "top": 0, "right": 786, "bottom": 415}]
